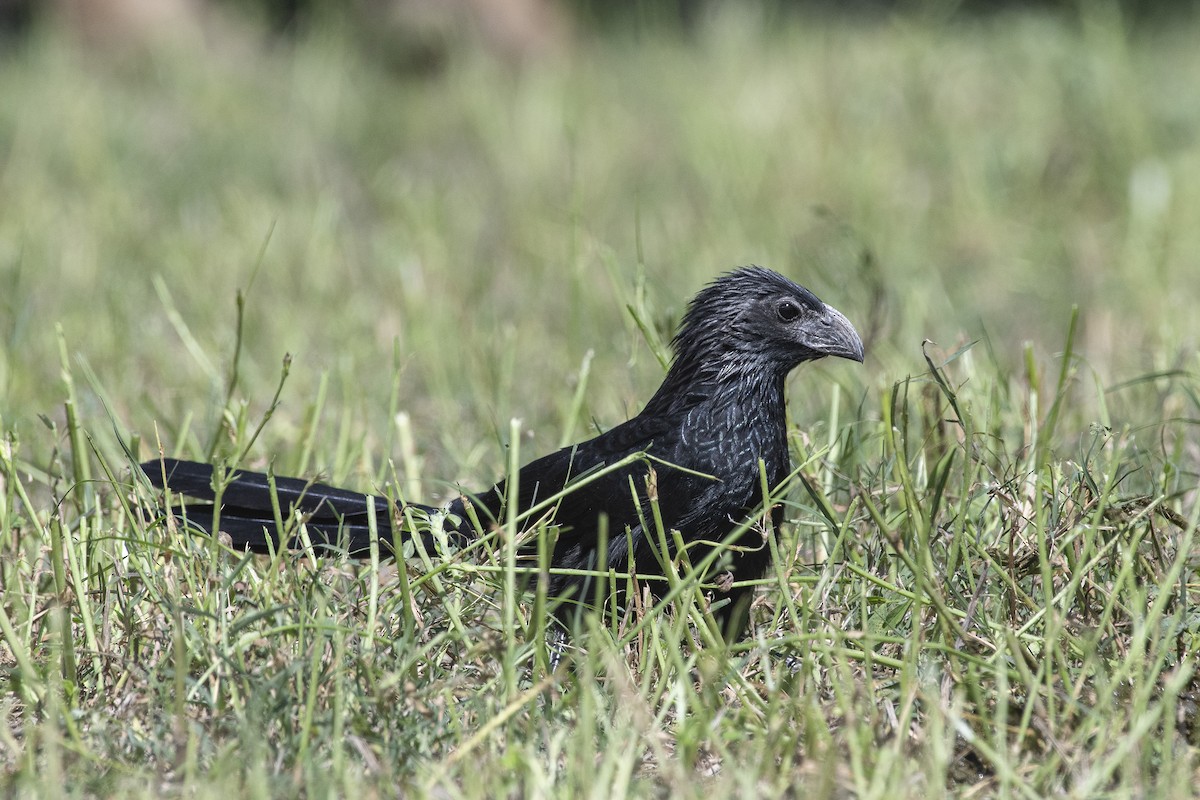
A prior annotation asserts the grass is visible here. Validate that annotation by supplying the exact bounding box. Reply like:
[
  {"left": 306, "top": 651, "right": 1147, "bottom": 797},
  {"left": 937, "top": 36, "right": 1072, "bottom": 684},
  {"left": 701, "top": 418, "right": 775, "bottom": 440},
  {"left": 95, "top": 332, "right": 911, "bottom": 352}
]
[{"left": 2, "top": 3, "right": 1200, "bottom": 796}]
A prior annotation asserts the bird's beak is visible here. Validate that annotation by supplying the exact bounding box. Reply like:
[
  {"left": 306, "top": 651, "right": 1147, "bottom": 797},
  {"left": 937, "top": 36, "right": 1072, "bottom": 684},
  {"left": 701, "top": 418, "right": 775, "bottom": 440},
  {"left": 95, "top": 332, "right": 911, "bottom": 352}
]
[{"left": 812, "top": 305, "right": 865, "bottom": 363}]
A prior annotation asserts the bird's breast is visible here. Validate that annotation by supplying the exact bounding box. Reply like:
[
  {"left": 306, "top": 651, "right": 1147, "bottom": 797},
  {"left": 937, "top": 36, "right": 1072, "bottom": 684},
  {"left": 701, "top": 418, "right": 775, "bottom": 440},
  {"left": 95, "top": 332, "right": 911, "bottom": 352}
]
[{"left": 680, "top": 398, "right": 790, "bottom": 491}]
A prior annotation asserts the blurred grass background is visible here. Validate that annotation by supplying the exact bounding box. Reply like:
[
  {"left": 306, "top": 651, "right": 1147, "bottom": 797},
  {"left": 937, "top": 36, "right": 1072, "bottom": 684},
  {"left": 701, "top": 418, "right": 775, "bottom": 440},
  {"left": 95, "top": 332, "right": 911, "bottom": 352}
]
[
  {"left": 2, "top": 1, "right": 1200, "bottom": 796},
  {"left": 2, "top": 1, "right": 1197, "bottom": 482}
]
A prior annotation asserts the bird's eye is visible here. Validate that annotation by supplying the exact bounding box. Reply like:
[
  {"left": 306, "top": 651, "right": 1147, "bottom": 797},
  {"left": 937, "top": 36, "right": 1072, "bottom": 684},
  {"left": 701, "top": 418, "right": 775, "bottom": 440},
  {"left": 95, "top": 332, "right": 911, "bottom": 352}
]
[{"left": 776, "top": 299, "right": 802, "bottom": 322}]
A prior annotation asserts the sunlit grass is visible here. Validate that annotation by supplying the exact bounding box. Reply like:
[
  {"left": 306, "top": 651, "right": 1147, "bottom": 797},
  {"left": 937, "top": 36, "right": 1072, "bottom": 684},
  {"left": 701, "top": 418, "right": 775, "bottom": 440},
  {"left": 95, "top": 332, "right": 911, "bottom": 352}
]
[{"left": 1, "top": 4, "right": 1199, "bottom": 797}]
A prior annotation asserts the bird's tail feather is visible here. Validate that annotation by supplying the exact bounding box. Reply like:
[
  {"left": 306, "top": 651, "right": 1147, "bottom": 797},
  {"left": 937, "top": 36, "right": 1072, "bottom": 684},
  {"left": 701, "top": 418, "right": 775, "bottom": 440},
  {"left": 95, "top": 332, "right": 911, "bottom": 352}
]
[{"left": 141, "top": 458, "right": 452, "bottom": 557}]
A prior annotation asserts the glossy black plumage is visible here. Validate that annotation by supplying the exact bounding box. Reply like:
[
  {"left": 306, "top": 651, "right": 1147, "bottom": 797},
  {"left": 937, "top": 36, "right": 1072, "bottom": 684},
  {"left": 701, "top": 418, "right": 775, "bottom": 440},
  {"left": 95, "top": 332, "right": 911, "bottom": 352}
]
[{"left": 142, "top": 267, "right": 864, "bottom": 634}]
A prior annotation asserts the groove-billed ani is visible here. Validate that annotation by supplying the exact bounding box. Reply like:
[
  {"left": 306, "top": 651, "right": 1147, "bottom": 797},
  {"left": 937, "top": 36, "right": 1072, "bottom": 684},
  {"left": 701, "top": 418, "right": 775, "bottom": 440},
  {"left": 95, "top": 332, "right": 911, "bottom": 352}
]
[{"left": 142, "top": 267, "right": 864, "bottom": 635}]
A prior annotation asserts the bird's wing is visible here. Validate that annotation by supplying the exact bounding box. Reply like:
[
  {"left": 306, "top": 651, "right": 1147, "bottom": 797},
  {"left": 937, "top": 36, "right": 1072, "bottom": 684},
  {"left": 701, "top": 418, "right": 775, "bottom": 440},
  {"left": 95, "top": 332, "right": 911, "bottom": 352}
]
[{"left": 462, "top": 409, "right": 681, "bottom": 528}]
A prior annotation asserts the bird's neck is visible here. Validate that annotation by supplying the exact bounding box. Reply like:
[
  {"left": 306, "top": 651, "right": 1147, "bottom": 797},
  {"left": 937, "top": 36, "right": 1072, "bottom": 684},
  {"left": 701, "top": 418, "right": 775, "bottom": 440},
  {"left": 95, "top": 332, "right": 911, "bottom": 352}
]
[
  {"left": 704, "top": 369, "right": 790, "bottom": 446},
  {"left": 661, "top": 364, "right": 793, "bottom": 488},
  {"left": 643, "top": 354, "right": 789, "bottom": 419}
]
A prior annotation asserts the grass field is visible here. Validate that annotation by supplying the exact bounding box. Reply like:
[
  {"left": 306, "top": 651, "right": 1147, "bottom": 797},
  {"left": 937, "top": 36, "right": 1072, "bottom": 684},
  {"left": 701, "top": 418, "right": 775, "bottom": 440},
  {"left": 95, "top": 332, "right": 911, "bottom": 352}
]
[{"left": 2, "top": 3, "right": 1199, "bottom": 797}]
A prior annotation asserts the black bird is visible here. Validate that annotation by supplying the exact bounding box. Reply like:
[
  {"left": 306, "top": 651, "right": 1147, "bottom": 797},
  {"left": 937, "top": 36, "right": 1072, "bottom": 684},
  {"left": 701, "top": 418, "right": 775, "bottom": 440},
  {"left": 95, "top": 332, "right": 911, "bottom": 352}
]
[{"left": 142, "top": 267, "right": 864, "bottom": 635}]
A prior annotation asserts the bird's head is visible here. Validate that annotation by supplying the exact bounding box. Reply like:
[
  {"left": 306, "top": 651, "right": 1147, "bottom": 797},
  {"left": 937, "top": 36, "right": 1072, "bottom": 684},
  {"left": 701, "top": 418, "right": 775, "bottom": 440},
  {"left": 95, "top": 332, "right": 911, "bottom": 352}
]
[{"left": 672, "top": 266, "right": 865, "bottom": 378}]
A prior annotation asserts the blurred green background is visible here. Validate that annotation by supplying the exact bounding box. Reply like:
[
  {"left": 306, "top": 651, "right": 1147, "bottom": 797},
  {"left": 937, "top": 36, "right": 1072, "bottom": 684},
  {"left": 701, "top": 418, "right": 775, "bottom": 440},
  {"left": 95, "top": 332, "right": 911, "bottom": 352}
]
[{"left": 1, "top": 0, "right": 1197, "bottom": 488}]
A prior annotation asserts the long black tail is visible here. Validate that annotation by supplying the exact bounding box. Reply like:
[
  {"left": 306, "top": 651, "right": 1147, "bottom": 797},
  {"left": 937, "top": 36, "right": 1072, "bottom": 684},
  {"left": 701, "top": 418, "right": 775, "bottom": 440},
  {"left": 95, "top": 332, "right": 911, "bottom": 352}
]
[{"left": 141, "top": 458, "right": 457, "bottom": 557}]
